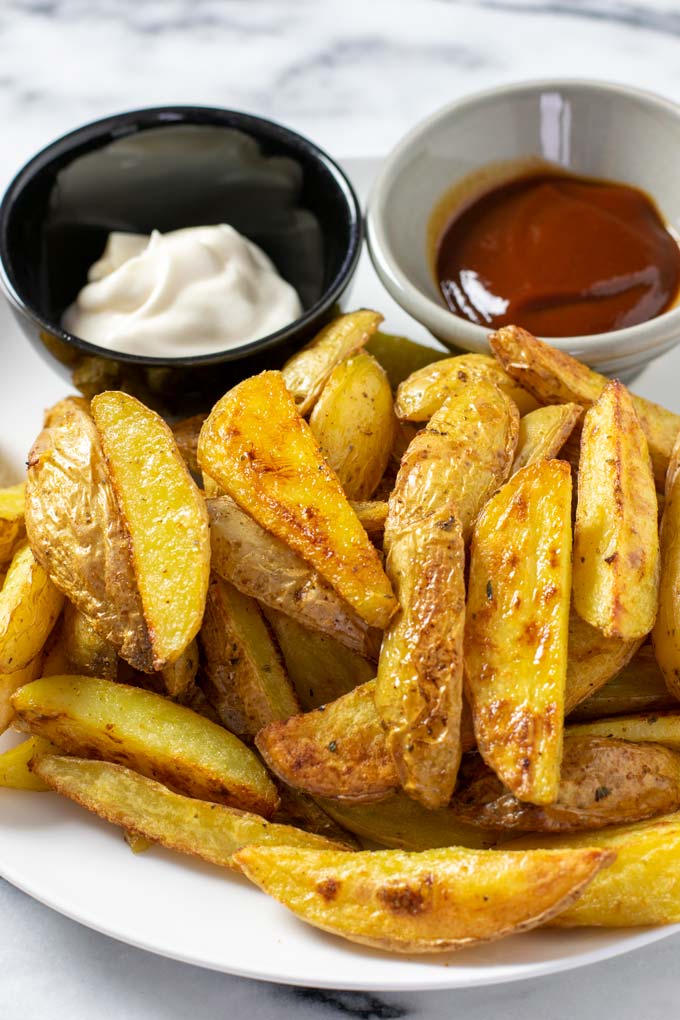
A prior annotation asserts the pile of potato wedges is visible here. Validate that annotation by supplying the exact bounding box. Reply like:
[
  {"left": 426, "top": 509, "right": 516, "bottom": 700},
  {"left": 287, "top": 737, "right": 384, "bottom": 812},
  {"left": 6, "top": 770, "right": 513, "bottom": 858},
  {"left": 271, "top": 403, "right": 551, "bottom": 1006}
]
[{"left": 3, "top": 311, "right": 680, "bottom": 954}]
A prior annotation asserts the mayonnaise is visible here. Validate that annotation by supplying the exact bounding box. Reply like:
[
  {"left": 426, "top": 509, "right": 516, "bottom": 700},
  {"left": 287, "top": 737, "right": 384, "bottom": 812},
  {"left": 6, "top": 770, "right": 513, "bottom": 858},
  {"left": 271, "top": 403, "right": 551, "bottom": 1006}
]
[{"left": 62, "top": 225, "right": 303, "bottom": 357}]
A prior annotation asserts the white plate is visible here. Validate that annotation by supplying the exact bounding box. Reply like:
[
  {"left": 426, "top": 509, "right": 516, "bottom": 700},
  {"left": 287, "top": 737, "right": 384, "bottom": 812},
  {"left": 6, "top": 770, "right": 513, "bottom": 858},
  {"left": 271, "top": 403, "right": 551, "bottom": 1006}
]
[{"left": 1, "top": 157, "right": 680, "bottom": 991}]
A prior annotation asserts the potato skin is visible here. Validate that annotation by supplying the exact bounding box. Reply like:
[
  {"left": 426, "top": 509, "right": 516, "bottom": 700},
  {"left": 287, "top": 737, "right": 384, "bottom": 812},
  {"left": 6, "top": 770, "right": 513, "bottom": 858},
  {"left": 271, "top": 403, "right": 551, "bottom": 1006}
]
[
  {"left": 234, "top": 843, "right": 612, "bottom": 953},
  {"left": 309, "top": 352, "right": 395, "bottom": 500},
  {"left": 465, "top": 460, "right": 572, "bottom": 805},
  {"left": 365, "top": 332, "right": 448, "bottom": 390},
  {"left": 572, "top": 381, "right": 659, "bottom": 640},
  {"left": 654, "top": 431, "right": 680, "bottom": 696},
  {"left": 451, "top": 735, "right": 680, "bottom": 832}
]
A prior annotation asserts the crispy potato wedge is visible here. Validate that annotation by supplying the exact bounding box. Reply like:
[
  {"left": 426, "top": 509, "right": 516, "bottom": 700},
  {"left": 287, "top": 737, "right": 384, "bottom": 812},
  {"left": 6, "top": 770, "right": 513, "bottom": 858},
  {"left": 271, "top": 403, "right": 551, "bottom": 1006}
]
[
  {"left": 572, "top": 381, "right": 659, "bottom": 640},
  {"left": 568, "top": 711, "right": 680, "bottom": 750},
  {"left": 198, "top": 371, "right": 396, "bottom": 629},
  {"left": 171, "top": 413, "right": 205, "bottom": 478},
  {"left": 60, "top": 601, "right": 118, "bottom": 681},
  {"left": 91, "top": 391, "right": 210, "bottom": 669},
  {"left": 316, "top": 795, "right": 498, "bottom": 851},
  {"left": 465, "top": 460, "right": 572, "bottom": 804},
  {"left": 365, "top": 332, "right": 448, "bottom": 390},
  {"left": 395, "top": 353, "right": 539, "bottom": 422},
  {"left": 234, "top": 843, "right": 612, "bottom": 953},
  {"left": 160, "top": 639, "right": 199, "bottom": 701},
  {"left": 207, "top": 495, "right": 378, "bottom": 658},
  {"left": 0, "top": 543, "right": 63, "bottom": 673},
  {"left": 451, "top": 735, "right": 680, "bottom": 832},
  {"left": 490, "top": 325, "right": 680, "bottom": 487},
  {"left": 281, "top": 310, "right": 382, "bottom": 415},
  {"left": 511, "top": 403, "right": 582, "bottom": 475},
  {"left": 350, "top": 500, "right": 388, "bottom": 540},
  {"left": 508, "top": 813, "right": 680, "bottom": 927},
  {"left": 0, "top": 483, "right": 25, "bottom": 567},
  {"left": 273, "top": 784, "right": 361, "bottom": 851},
  {"left": 256, "top": 680, "right": 396, "bottom": 802},
  {"left": 0, "top": 657, "right": 42, "bottom": 734},
  {"left": 25, "top": 398, "right": 153, "bottom": 670},
  {"left": 653, "top": 431, "right": 680, "bottom": 696},
  {"left": 309, "top": 353, "right": 395, "bottom": 500},
  {"left": 569, "top": 646, "right": 678, "bottom": 721},
  {"left": 12, "top": 675, "right": 278, "bottom": 816},
  {"left": 199, "top": 574, "right": 298, "bottom": 737},
  {"left": 34, "top": 756, "right": 348, "bottom": 866},
  {"left": 264, "top": 607, "right": 374, "bottom": 711},
  {"left": 564, "top": 611, "right": 642, "bottom": 713},
  {"left": 0, "top": 735, "right": 56, "bottom": 791}
]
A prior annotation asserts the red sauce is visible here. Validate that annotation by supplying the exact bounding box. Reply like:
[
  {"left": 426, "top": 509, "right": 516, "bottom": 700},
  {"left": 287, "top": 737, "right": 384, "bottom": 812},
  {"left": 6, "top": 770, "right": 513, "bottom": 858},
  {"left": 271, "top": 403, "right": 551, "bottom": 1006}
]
[{"left": 435, "top": 172, "right": 680, "bottom": 337}]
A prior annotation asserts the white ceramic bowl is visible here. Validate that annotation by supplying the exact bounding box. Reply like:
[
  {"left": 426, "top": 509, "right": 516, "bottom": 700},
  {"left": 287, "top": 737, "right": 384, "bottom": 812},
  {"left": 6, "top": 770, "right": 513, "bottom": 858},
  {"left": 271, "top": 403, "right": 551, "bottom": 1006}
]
[{"left": 367, "top": 80, "right": 680, "bottom": 376}]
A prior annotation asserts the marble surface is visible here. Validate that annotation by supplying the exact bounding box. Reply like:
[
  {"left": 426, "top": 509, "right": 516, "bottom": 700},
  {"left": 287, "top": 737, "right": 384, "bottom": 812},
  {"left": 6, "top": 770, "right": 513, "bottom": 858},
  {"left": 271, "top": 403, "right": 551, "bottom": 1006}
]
[{"left": 3, "top": 1, "right": 680, "bottom": 1017}]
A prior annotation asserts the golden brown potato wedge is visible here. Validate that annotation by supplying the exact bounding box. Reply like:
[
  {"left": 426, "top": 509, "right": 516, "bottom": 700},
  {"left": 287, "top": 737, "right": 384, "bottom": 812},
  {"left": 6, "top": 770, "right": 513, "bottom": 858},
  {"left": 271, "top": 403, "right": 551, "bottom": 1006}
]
[
  {"left": 653, "top": 431, "right": 680, "bottom": 696},
  {"left": 316, "top": 794, "right": 498, "bottom": 851},
  {"left": 569, "top": 646, "right": 678, "bottom": 721},
  {"left": 568, "top": 711, "right": 680, "bottom": 750},
  {"left": 199, "top": 574, "right": 298, "bottom": 737},
  {"left": 0, "top": 543, "right": 63, "bottom": 674},
  {"left": 34, "top": 756, "right": 349, "bottom": 866},
  {"left": 0, "top": 483, "right": 25, "bottom": 567},
  {"left": 263, "top": 607, "right": 374, "bottom": 711},
  {"left": 511, "top": 403, "right": 583, "bottom": 475},
  {"left": 207, "top": 496, "right": 378, "bottom": 659},
  {"left": 465, "top": 460, "right": 572, "bottom": 805},
  {"left": 0, "top": 658, "right": 41, "bottom": 734},
  {"left": 508, "top": 813, "right": 680, "bottom": 927},
  {"left": 198, "top": 371, "right": 396, "bottom": 629},
  {"left": 564, "top": 611, "right": 642, "bottom": 714},
  {"left": 171, "top": 413, "right": 205, "bottom": 477},
  {"left": 309, "top": 353, "right": 395, "bottom": 500},
  {"left": 395, "top": 353, "right": 539, "bottom": 422},
  {"left": 234, "top": 843, "right": 612, "bottom": 953},
  {"left": 572, "top": 381, "right": 659, "bottom": 640},
  {"left": 490, "top": 325, "right": 680, "bottom": 487},
  {"left": 160, "top": 639, "right": 199, "bottom": 701},
  {"left": 60, "top": 601, "right": 118, "bottom": 681},
  {"left": 451, "top": 735, "right": 680, "bottom": 832},
  {"left": 91, "top": 391, "right": 210, "bottom": 669},
  {"left": 365, "top": 332, "right": 448, "bottom": 390},
  {"left": 12, "top": 675, "right": 279, "bottom": 816},
  {"left": 0, "top": 735, "right": 56, "bottom": 791},
  {"left": 281, "top": 310, "right": 382, "bottom": 415}
]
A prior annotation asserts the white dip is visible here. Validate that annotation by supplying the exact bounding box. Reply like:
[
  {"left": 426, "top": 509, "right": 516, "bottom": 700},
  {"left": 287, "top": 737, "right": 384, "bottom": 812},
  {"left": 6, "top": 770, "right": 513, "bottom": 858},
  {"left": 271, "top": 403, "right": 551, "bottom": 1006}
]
[{"left": 62, "top": 224, "right": 302, "bottom": 357}]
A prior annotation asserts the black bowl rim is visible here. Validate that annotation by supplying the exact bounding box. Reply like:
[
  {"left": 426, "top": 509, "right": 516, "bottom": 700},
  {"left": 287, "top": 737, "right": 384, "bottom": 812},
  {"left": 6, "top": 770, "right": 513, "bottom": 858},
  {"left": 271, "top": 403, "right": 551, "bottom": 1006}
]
[{"left": 0, "top": 105, "right": 363, "bottom": 367}]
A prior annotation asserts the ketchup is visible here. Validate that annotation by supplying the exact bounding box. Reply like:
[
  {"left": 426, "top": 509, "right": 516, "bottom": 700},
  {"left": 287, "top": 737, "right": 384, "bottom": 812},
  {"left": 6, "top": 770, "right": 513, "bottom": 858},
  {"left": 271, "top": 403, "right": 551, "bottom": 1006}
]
[{"left": 435, "top": 172, "right": 680, "bottom": 337}]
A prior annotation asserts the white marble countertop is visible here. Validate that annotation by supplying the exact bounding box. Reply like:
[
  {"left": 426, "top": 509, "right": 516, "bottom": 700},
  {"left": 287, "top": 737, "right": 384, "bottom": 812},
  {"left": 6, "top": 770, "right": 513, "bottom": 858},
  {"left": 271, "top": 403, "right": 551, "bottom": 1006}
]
[{"left": 3, "top": 1, "right": 680, "bottom": 1017}]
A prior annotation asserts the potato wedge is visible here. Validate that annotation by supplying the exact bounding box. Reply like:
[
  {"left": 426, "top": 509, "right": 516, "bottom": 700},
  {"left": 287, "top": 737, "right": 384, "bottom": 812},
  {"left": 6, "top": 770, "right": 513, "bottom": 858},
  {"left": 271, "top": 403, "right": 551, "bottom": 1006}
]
[
  {"left": 569, "top": 646, "right": 678, "bottom": 721},
  {"left": 91, "top": 391, "right": 210, "bottom": 669},
  {"left": 365, "top": 332, "right": 447, "bottom": 390},
  {"left": 273, "top": 784, "right": 361, "bottom": 850},
  {"left": 572, "top": 381, "right": 659, "bottom": 640},
  {"left": 465, "top": 460, "right": 572, "bottom": 804},
  {"left": 451, "top": 735, "right": 680, "bottom": 832},
  {"left": 199, "top": 575, "right": 298, "bottom": 737},
  {"left": 60, "top": 601, "right": 118, "bottom": 681},
  {"left": 171, "top": 413, "right": 205, "bottom": 477},
  {"left": 568, "top": 711, "right": 680, "bottom": 750},
  {"left": 25, "top": 398, "right": 153, "bottom": 670},
  {"left": 0, "top": 483, "right": 25, "bottom": 567},
  {"left": 508, "top": 813, "right": 680, "bottom": 927},
  {"left": 0, "top": 657, "right": 42, "bottom": 734},
  {"left": 34, "top": 756, "right": 347, "bottom": 866},
  {"left": 564, "top": 611, "right": 641, "bottom": 713},
  {"left": 207, "top": 495, "right": 378, "bottom": 658},
  {"left": 281, "top": 310, "right": 382, "bottom": 415},
  {"left": 264, "top": 607, "right": 374, "bottom": 710},
  {"left": 160, "top": 639, "right": 199, "bottom": 701},
  {"left": 653, "top": 431, "right": 680, "bottom": 696},
  {"left": 12, "top": 675, "right": 278, "bottom": 816},
  {"left": 490, "top": 325, "right": 680, "bottom": 486},
  {"left": 0, "top": 735, "right": 56, "bottom": 791},
  {"left": 395, "top": 353, "right": 539, "bottom": 422},
  {"left": 0, "top": 543, "right": 63, "bottom": 673},
  {"left": 309, "top": 353, "right": 395, "bottom": 500},
  {"left": 256, "top": 680, "right": 396, "bottom": 802},
  {"left": 234, "top": 843, "right": 612, "bottom": 953},
  {"left": 511, "top": 403, "right": 582, "bottom": 475},
  {"left": 316, "top": 795, "right": 498, "bottom": 851},
  {"left": 349, "top": 500, "right": 388, "bottom": 540},
  {"left": 197, "top": 371, "right": 396, "bottom": 629}
]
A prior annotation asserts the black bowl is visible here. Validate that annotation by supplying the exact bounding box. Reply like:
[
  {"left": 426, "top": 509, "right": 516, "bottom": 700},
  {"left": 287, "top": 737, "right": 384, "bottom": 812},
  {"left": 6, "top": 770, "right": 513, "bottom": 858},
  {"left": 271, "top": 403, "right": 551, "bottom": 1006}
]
[{"left": 0, "top": 106, "right": 362, "bottom": 415}]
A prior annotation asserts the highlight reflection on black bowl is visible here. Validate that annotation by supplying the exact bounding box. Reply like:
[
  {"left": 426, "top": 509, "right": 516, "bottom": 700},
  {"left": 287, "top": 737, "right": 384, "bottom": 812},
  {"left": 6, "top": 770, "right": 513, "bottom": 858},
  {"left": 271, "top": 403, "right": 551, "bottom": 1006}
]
[{"left": 0, "top": 106, "right": 362, "bottom": 415}]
